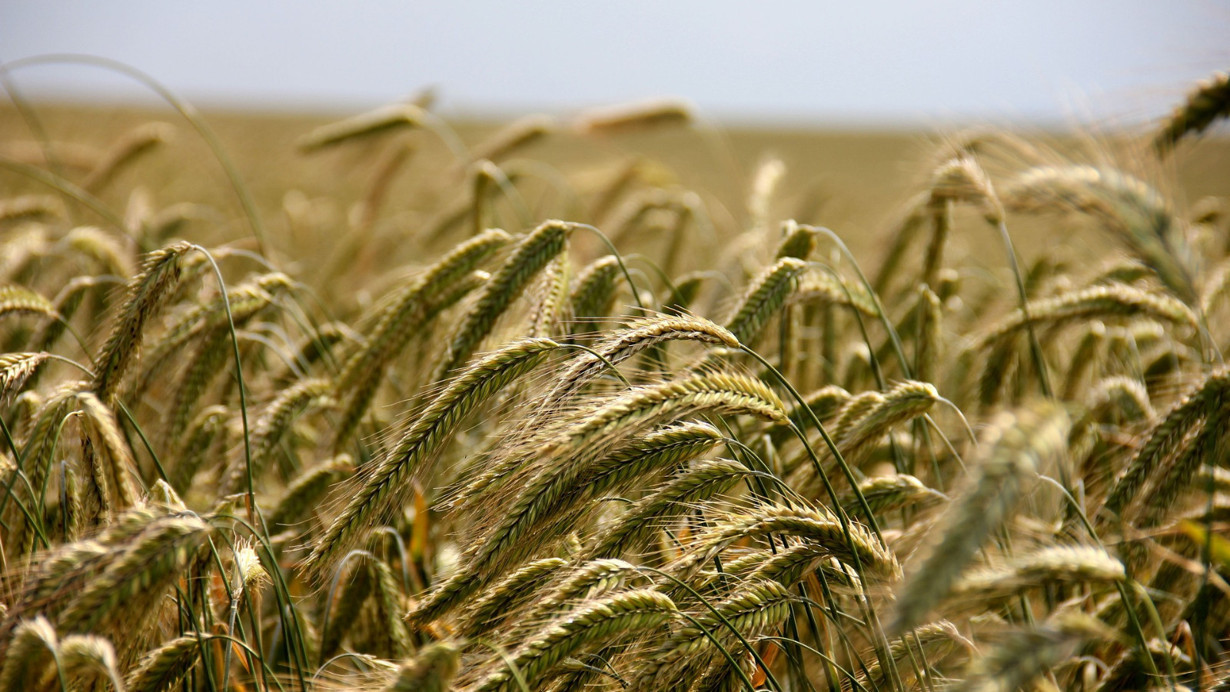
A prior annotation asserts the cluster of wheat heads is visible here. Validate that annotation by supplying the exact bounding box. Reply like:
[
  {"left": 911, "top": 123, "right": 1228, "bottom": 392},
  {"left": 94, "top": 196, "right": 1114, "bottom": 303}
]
[{"left": 1, "top": 69, "right": 1229, "bottom": 691}]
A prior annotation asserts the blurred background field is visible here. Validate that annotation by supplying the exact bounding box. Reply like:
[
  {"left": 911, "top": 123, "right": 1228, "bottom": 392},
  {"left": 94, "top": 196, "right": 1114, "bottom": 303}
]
[{"left": 4, "top": 101, "right": 1229, "bottom": 285}]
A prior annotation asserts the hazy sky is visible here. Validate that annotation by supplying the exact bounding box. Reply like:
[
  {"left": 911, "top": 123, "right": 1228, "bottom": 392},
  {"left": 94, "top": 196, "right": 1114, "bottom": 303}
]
[{"left": 2, "top": 1, "right": 1227, "bottom": 125}]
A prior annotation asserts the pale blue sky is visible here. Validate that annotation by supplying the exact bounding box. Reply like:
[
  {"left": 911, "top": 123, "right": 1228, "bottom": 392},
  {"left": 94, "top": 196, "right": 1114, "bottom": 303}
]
[{"left": 2, "top": 1, "right": 1227, "bottom": 125}]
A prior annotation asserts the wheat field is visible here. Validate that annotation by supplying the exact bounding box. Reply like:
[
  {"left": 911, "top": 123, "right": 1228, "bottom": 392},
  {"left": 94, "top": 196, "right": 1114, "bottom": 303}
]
[{"left": 0, "top": 69, "right": 1229, "bottom": 691}]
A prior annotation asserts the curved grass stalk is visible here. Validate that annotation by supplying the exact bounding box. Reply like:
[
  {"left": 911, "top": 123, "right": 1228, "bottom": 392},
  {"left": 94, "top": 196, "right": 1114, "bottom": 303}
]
[{"left": 1, "top": 54, "right": 270, "bottom": 254}]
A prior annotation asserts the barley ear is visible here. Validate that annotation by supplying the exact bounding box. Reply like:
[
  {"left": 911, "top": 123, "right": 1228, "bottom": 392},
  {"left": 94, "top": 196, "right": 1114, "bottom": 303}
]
[
  {"left": 1155, "top": 70, "right": 1230, "bottom": 154},
  {"left": 297, "top": 103, "right": 425, "bottom": 152},
  {"left": 0, "top": 285, "right": 60, "bottom": 322},
  {"left": 384, "top": 640, "right": 461, "bottom": 692},
  {"left": 0, "top": 616, "right": 58, "bottom": 691},
  {"left": 307, "top": 337, "right": 559, "bottom": 581},
  {"left": 473, "top": 589, "right": 678, "bottom": 692},
  {"left": 57, "top": 634, "right": 123, "bottom": 692},
  {"left": 93, "top": 242, "right": 192, "bottom": 402},
  {"left": 724, "top": 257, "right": 807, "bottom": 347},
  {"left": 889, "top": 403, "right": 1068, "bottom": 636},
  {"left": 434, "top": 220, "right": 572, "bottom": 381},
  {"left": 574, "top": 99, "right": 693, "bottom": 134},
  {"left": 0, "top": 352, "right": 49, "bottom": 407},
  {"left": 125, "top": 636, "right": 203, "bottom": 692},
  {"left": 82, "top": 121, "right": 173, "bottom": 192}
]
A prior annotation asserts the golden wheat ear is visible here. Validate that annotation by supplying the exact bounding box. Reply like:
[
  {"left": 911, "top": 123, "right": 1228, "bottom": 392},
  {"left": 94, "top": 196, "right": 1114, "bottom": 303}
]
[
  {"left": 296, "top": 103, "right": 426, "bottom": 152},
  {"left": 332, "top": 228, "right": 510, "bottom": 450},
  {"left": 432, "top": 220, "right": 573, "bottom": 382},
  {"left": 471, "top": 590, "right": 678, "bottom": 692},
  {"left": 1155, "top": 70, "right": 1230, "bottom": 155},
  {"left": 306, "top": 337, "right": 561, "bottom": 582},
  {"left": 385, "top": 640, "right": 462, "bottom": 692},
  {"left": 889, "top": 403, "right": 1069, "bottom": 637},
  {"left": 573, "top": 99, "right": 693, "bottom": 135},
  {"left": 92, "top": 242, "right": 193, "bottom": 403}
]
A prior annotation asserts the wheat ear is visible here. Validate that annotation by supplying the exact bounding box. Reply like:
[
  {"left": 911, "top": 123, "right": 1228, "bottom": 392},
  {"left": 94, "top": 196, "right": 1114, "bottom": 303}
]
[
  {"left": 169, "top": 405, "right": 227, "bottom": 493},
  {"left": 972, "top": 284, "right": 1197, "bottom": 354},
  {"left": 75, "top": 390, "right": 141, "bottom": 516},
  {"left": 92, "top": 242, "right": 191, "bottom": 402},
  {"left": 125, "top": 635, "right": 202, "bottom": 692},
  {"left": 1003, "top": 165, "right": 1196, "bottom": 303},
  {"left": 82, "top": 121, "right": 173, "bottom": 192},
  {"left": 670, "top": 503, "right": 897, "bottom": 584},
  {"left": 0, "top": 194, "right": 64, "bottom": 222},
  {"left": 468, "top": 114, "right": 555, "bottom": 163},
  {"left": 951, "top": 612, "right": 1109, "bottom": 692},
  {"left": 56, "top": 634, "right": 122, "bottom": 692},
  {"left": 384, "top": 640, "right": 461, "bottom": 692},
  {"left": 471, "top": 375, "right": 782, "bottom": 564},
  {"left": 889, "top": 404, "right": 1068, "bottom": 635},
  {"left": 584, "top": 459, "right": 755, "bottom": 561},
  {"left": 267, "top": 455, "right": 353, "bottom": 532},
  {"left": 412, "top": 372, "right": 784, "bottom": 624},
  {"left": 1155, "top": 70, "right": 1230, "bottom": 154},
  {"left": 948, "top": 545, "right": 1123, "bottom": 607},
  {"left": 507, "top": 559, "right": 639, "bottom": 643},
  {"left": 859, "top": 620, "right": 973, "bottom": 690},
  {"left": 846, "top": 473, "right": 943, "bottom": 515},
  {"left": 332, "top": 228, "right": 510, "bottom": 448},
  {"left": 568, "top": 255, "right": 622, "bottom": 334},
  {"left": 1102, "top": 367, "right": 1230, "bottom": 521},
  {"left": 0, "top": 285, "right": 59, "bottom": 323},
  {"left": 220, "top": 377, "right": 332, "bottom": 495},
  {"left": 56, "top": 513, "right": 212, "bottom": 635},
  {"left": 574, "top": 99, "right": 693, "bottom": 134},
  {"left": 472, "top": 589, "right": 677, "bottom": 692},
  {"left": 0, "top": 616, "right": 58, "bottom": 691},
  {"left": 434, "top": 220, "right": 572, "bottom": 381},
  {"left": 0, "top": 352, "right": 49, "bottom": 407},
  {"left": 307, "top": 337, "right": 559, "bottom": 580},
  {"left": 456, "top": 557, "right": 569, "bottom": 637},
  {"left": 297, "top": 104, "right": 425, "bottom": 152},
  {"left": 543, "top": 314, "right": 738, "bottom": 408},
  {"left": 724, "top": 257, "right": 807, "bottom": 347},
  {"left": 635, "top": 579, "right": 792, "bottom": 690},
  {"left": 837, "top": 380, "right": 940, "bottom": 463}
]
